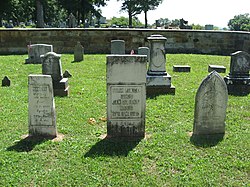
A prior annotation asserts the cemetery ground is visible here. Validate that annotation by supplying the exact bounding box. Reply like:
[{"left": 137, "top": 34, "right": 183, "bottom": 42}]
[{"left": 0, "top": 54, "right": 249, "bottom": 186}]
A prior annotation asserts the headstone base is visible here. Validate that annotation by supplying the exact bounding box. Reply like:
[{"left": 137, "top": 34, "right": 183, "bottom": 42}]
[
  {"left": 224, "top": 76, "right": 250, "bottom": 96},
  {"left": 29, "top": 126, "right": 57, "bottom": 138},
  {"left": 208, "top": 65, "right": 226, "bottom": 73},
  {"left": 173, "top": 65, "right": 191, "bottom": 72},
  {"left": 53, "top": 78, "right": 69, "bottom": 97}
]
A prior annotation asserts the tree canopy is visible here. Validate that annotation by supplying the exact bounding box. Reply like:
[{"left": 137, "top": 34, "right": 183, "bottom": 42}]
[{"left": 228, "top": 13, "right": 250, "bottom": 31}]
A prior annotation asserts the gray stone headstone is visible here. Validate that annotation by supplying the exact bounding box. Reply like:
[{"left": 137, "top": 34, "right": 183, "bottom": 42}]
[
  {"left": 111, "top": 40, "right": 125, "bottom": 54},
  {"left": 193, "top": 71, "right": 228, "bottom": 135},
  {"left": 2, "top": 76, "right": 11, "bottom": 87},
  {"left": 28, "top": 75, "right": 57, "bottom": 137},
  {"left": 146, "top": 34, "right": 175, "bottom": 95},
  {"left": 74, "top": 42, "right": 84, "bottom": 62},
  {"left": 138, "top": 47, "right": 150, "bottom": 62},
  {"left": 25, "top": 44, "right": 53, "bottom": 64},
  {"left": 41, "top": 52, "right": 69, "bottom": 96},
  {"left": 224, "top": 51, "right": 250, "bottom": 95},
  {"left": 106, "top": 55, "right": 147, "bottom": 139},
  {"left": 63, "top": 70, "right": 72, "bottom": 78}
]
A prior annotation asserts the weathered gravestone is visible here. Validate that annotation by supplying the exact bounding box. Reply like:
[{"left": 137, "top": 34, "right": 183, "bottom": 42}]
[
  {"left": 41, "top": 52, "right": 69, "bottom": 96},
  {"left": 208, "top": 65, "right": 226, "bottom": 73},
  {"left": 28, "top": 75, "right": 57, "bottom": 137},
  {"left": 224, "top": 51, "right": 250, "bottom": 96},
  {"left": 68, "top": 13, "right": 76, "bottom": 28},
  {"left": 173, "top": 65, "right": 191, "bottom": 72},
  {"left": 25, "top": 44, "right": 53, "bottom": 64},
  {"left": 193, "top": 71, "right": 228, "bottom": 135},
  {"left": 111, "top": 40, "right": 125, "bottom": 54},
  {"left": 63, "top": 70, "right": 72, "bottom": 78},
  {"left": 2, "top": 76, "right": 10, "bottom": 87},
  {"left": 106, "top": 55, "right": 147, "bottom": 139},
  {"left": 146, "top": 34, "right": 175, "bottom": 95},
  {"left": 138, "top": 47, "right": 150, "bottom": 62},
  {"left": 74, "top": 42, "right": 84, "bottom": 62}
]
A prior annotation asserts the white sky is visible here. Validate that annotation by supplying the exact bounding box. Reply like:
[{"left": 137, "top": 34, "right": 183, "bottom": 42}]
[{"left": 100, "top": 0, "right": 250, "bottom": 28}]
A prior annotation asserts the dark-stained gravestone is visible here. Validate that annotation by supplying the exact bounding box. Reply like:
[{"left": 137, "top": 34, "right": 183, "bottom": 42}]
[
  {"left": 224, "top": 51, "right": 250, "bottom": 96},
  {"left": 146, "top": 34, "right": 175, "bottom": 95},
  {"left": 106, "top": 55, "right": 147, "bottom": 139},
  {"left": 41, "top": 52, "right": 69, "bottom": 96},
  {"left": 111, "top": 40, "right": 125, "bottom": 54},
  {"left": 74, "top": 42, "right": 84, "bottom": 62},
  {"left": 208, "top": 65, "right": 226, "bottom": 73},
  {"left": 63, "top": 70, "right": 72, "bottom": 78},
  {"left": 28, "top": 75, "right": 57, "bottom": 137},
  {"left": 2, "top": 76, "right": 10, "bottom": 87},
  {"left": 138, "top": 47, "right": 150, "bottom": 62},
  {"left": 173, "top": 65, "right": 191, "bottom": 72},
  {"left": 25, "top": 44, "right": 53, "bottom": 64},
  {"left": 193, "top": 71, "right": 228, "bottom": 135}
]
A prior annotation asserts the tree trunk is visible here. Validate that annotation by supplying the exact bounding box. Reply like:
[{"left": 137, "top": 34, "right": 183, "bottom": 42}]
[
  {"left": 36, "top": 0, "right": 44, "bottom": 28},
  {"left": 128, "top": 11, "right": 132, "bottom": 28},
  {"left": 144, "top": 10, "right": 148, "bottom": 28}
]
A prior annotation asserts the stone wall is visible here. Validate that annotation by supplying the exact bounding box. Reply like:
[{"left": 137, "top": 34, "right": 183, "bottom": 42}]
[{"left": 0, "top": 28, "right": 249, "bottom": 55}]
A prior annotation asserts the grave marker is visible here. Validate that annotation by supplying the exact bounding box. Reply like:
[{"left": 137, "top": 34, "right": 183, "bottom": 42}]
[
  {"left": 106, "top": 55, "right": 147, "bottom": 139},
  {"left": 224, "top": 51, "right": 250, "bottom": 95},
  {"left": 111, "top": 40, "right": 125, "bottom": 54},
  {"left": 173, "top": 65, "right": 191, "bottom": 72},
  {"left": 208, "top": 65, "right": 226, "bottom": 73},
  {"left": 74, "top": 42, "right": 84, "bottom": 62},
  {"left": 193, "top": 71, "right": 228, "bottom": 135},
  {"left": 28, "top": 75, "right": 57, "bottom": 137},
  {"left": 41, "top": 52, "right": 69, "bottom": 96},
  {"left": 2, "top": 76, "right": 10, "bottom": 87},
  {"left": 25, "top": 44, "right": 53, "bottom": 64},
  {"left": 138, "top": 47, "right": 150, "bottom": 62}
]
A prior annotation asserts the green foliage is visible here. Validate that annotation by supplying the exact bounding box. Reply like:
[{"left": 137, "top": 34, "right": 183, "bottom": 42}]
[
  {"left": 0, "top": 54, "right": 249, "bottom": 186},
  {"left": 191, "top": 24, "right": 204, "bottom": 30},
  {"left": 228, "top": 13, "right": 250, "bottom": 31},
  {"left": 108, "top": 16, "right": 143, "bottom": 27}
]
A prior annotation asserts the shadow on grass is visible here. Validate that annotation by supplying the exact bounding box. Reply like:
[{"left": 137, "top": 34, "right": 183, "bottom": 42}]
[
  {"left": 7, "top": 135, "right": 53, "bottom": 152},
  {"left": 84, "top": 136, "right": 142, "bottom": 157},
  {"left": 190, "top": 133, "right": 224, "bottom": 148}
]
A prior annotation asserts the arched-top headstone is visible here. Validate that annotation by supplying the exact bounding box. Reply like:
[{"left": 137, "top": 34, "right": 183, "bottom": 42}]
[
  {"left": 193, "top": 71, "right": 228, "bottom": 135},
  {"left": 229, "top": 51, "right": 250, "bottom": 77}
]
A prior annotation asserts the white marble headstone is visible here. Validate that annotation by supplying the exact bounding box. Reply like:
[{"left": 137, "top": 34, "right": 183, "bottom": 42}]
[
  {"left": 25, "top": 44, "right": 53, "bottom": 64},
  {"left": 193, "top": 71, "right": 228, "bottom": 135},
  {"left": 28, "top": 75, "right": 57, "bottom": 137},
  {"left": 106, "top": 55, "right": 147, "bottom": 138}
]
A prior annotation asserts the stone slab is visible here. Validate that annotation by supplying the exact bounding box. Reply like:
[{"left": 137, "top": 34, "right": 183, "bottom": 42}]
[
  {"left": 173, "top": 65, "right": 191, "bottom": 72},
  {"left": 146, "top": 84, "right": 175, "bottom": 96},
  {"left": 208, "top": 65, "right": 226, "bottom": 73}
]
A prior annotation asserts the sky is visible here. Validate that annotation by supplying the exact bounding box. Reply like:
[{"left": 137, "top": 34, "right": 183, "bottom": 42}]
[{"left": 100, "top": 0, "right": 250, "bottom": 28}]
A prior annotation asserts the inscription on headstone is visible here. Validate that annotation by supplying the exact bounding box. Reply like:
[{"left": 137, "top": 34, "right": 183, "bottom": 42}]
[
  {"left": 111, "top": 40, "right": 125, "bottom": 54},
  {"left": 193, "top": 71, "right": 228, "bottom": 135},
  {"left": 28, "top": 75, "right": 57, "bottom": 137},
  {"left": 107, "top": 55, "right": 147, "bottom": 138}
]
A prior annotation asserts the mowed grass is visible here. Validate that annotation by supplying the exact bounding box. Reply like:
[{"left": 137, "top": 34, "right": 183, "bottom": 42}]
[{"left": 0, "top": 54, "right": 249, "bottom": 186}]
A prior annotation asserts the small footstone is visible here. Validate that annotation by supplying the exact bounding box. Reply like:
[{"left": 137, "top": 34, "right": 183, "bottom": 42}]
[
  {"left": 173, "top": 65, "right": 191, "bottom": 72},
  {"left": 208, "top": 65, "right": 226, "bottom": 73}
]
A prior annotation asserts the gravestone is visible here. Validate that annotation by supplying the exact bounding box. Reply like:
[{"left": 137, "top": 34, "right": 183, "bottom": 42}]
[
  {"left": 138, "top": 47, "right": 150, "bottom": 62},
  {"left": 106, "top": 55, "right": 147, "bottom": 139},
  {"left": 205, "top": 24, "right": 214, "bottom": 30},
  {"left": 111, "top": 40, "right": 125, "bottom": 54},
  {"left": 74, "top": 42, "right": 84, "bottom": 62},
  {"left": 2, "top": 76, "right": 11, "bottom": 87},
  {"left": 208, "top": 65, "right": 226, "bottom": 73},
  {"left": 173, "top": 65, "right": 191, "bottom": 72},
  {"left": 28, "top": 75, "right": 57, "bottom": 137},
  {"left": 25, "top": 44, "right": 53, "bottom": 64},
  {"left": 63, "top": 70, "right": 72, "bottom": 78},
  {"left": 146, "top": 34, "right": 175, "bottom": 95},
  {"left": 193, "top": 71, "right": 228, "bottom": 135},
  {"left": 41, "top": 52, "right": 69, "bottom": 96},
  {"left": 224, "top": 51, "right": 250, "bottom": 96},
  {"left": 68, "top": 13, "right": 76, "bottom": 28}
]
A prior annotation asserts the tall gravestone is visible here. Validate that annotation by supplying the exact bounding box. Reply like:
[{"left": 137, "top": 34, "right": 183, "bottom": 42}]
[
  {"left": 28, "top": 75, "right": 57, "bottom": 137},
  {"left": 41, "top": 52, "right": 69, "bottom": 96},
  {"left": 25, "top": 44, "right": 53, "bottom": 64},
  {"left": 193, "top": 71, "right": 228, "bottom": 135},
  {"left": 106, "top": 55, "right": 147, "bottom": 139},
  {"left": 224, "top": 51, "right": 250, "bottom": 96},
  {"left": 146, "top": 34, "right": 175, "bottom": 95},
  {"left": 74, "top": 42, "right": 84, "bottom": 62},
  {"left": 111, "top": 40, "right": 125, "bottom": 54},
  {"left": 138, "top": 47, "right": 150, "bottom": 63}
]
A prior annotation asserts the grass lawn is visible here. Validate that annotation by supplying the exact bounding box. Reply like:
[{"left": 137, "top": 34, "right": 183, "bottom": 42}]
[{"left": 0, "top": 54, "right": 249, "bottom": 186}]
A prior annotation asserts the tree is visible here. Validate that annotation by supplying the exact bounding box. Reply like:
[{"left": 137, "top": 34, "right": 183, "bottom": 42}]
[
  {"left": 138, "top": 0, "right": 162, "bottom": 28},
  {"left": 228, "top": 13, "right": 250, "bottom": 31},
  {"left": 108, "top": 16, "right": 142, "bottom": 27},
  {"left": 118, "top": 0, "right": 142, "bottom": 28}
]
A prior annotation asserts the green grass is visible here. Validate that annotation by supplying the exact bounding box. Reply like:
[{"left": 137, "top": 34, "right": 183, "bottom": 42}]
[{"left": 0, "top": 54, "right": 249, "bottom": 186}]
